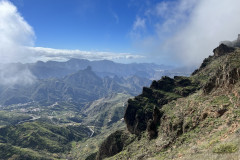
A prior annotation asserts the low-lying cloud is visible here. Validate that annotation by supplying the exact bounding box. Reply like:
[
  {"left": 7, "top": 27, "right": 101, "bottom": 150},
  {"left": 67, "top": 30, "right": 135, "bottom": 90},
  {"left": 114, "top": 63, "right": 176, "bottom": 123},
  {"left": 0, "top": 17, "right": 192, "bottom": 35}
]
[
  {"left": 134, "top": 0, "right": 240, "bottom": 66},
  {"left": 27, "top": 47, "right": 144, "bottom": 62},
  {"left": 0, "top": 0, "right": 36, "bottom": 85},
  {"left": 0, "top": 64, "right": 36, "bottom": 86}
]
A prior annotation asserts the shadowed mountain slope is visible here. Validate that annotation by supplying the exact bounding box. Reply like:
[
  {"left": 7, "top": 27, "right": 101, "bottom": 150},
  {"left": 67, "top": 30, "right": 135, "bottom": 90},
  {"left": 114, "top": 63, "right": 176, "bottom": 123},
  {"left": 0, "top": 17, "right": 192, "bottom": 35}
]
[
  {"left": 96, "top": 44, "right": 240, "bottom": 160},
  {"left": 0, "top": 67, "right": 151, "bottom": 106}
]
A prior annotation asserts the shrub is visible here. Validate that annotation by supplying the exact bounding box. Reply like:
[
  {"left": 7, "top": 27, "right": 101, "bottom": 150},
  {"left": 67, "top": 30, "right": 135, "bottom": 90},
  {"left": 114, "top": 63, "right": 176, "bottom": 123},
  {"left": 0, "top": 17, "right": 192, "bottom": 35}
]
[{"left": 213, "top": 143, "right": 238, "bottom": 153}]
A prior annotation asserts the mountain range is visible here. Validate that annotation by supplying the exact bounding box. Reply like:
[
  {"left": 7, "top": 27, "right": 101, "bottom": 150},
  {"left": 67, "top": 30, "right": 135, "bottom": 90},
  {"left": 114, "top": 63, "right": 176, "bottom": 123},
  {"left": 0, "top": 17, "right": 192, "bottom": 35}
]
[
  {"left": 1, "top": 58, "right": 193, "bottom": 81},
  {"left": 0, "top": 58, "right": 197, "bottom": 159},
  {"left": 27, "top": 58, "right": 173, "bottom": 79},
  {"left": 95, "top": 43, "right": 240, "bottom": 160},
  {"left": 0, "top": 66, "right": 152, "bottom": 106}
]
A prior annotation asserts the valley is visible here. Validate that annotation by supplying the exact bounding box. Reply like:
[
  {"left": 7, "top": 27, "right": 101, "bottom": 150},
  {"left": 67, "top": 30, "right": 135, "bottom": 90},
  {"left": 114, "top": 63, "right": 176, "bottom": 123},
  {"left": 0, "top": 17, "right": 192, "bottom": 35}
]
[
  {"left": 0, "top": 0, "right": 239, "bottom": 159},
  {"left": 0, "top": 59, "right": 191, "bottom": 159}
]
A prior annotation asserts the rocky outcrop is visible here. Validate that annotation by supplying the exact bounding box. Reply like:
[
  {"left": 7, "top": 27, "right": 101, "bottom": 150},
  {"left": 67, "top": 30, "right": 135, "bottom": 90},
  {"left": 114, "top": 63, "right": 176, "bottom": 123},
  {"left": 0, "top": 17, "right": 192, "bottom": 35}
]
[
  {"left": 147, "top": 106, "right": 162, "bottom": 139},
  {"left": 192, "top": 44, "right": 235, "bottom": 75},
  {"left": 96, "top": 130, "right": 134, "bottom": 160},
  {"left": 203, "top": 66, "right": 240, "bottom": 94},
  {"left": 122, "top": 43, "right": 238, "bottom": 147},
  {"left": 96, "top": 39, "right": 240, "bottom": 160},
  {"left": 124, "top": 76, "right": 199, "bottom": 136},
  {"left": 213, "top": 44, "right": 235, "bottom": 57},
  {"left": 192, "top": 56, "right": 214, "bottom": 75}
]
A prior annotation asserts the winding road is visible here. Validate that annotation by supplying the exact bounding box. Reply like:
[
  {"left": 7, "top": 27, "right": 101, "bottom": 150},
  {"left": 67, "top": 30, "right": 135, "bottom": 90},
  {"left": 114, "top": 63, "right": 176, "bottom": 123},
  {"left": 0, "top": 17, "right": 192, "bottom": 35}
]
[
  {"left": 87, "top": 126, "right": 95, "bottom": 137},
  {"left": 17, "top": 116, "right": 41, "bottom": 124}
]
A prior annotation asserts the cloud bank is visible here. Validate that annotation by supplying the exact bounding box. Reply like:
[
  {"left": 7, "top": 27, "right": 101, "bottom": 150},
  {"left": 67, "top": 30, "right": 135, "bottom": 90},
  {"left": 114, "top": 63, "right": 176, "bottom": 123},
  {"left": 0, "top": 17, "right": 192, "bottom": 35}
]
[
  {"left": 0, "top": 0, "right": 36, "bottom": 85},
  {"left": 0, "top": 64, "right": 36, "bottom": 85},
  {"left": 134, "top": 0, "right": 240, "bottom": 66},
  {"left": 27, "top": 47, "right": 144, "bottom": 62},
  {"left": 0, "top": 0, "right": 35, "bottom": 63}
]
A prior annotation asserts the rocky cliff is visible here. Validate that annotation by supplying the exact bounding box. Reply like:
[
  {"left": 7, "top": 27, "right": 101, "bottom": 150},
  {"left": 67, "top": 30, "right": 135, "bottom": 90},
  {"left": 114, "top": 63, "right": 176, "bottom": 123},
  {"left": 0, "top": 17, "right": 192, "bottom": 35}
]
[{"left": 96, "top": 43, "right": 240, "bottom": 160}]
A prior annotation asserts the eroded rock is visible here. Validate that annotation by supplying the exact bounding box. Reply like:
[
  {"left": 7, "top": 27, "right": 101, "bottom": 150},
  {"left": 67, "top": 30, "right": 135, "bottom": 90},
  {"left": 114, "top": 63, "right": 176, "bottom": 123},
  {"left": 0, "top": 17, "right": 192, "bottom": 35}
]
[
  {"left": 96, "top": 130, "right": 134, "bottom": 160},
  {"left": 213, "top": 44, "right": 235, "bottom": 57}
]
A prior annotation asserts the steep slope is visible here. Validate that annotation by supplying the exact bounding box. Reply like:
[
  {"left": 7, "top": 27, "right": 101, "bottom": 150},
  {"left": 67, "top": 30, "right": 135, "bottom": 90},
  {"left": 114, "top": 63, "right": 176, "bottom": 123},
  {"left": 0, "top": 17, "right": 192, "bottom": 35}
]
[
  {"left": 83, "top": 93, "right": 130, "bottom": 127},
  {"left": 64, "top": 93, "right": 131, "bottom": 160},
  {"left": 96, "top": 44, "right": 240, "bottom": 160}
]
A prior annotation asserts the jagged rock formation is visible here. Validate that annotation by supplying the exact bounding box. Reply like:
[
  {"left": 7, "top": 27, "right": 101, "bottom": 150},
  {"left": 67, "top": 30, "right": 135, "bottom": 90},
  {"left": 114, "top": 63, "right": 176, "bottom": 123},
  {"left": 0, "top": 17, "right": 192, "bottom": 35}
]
[
  {"left": 96, "top": 42, "right": 240, "bottom": 160},
  {"left": 147, "top": 106, "right": 162, "bottom": 139},
  {"left": 96, "top": 130, "right": 135, "bottom": 160},
  {"left": 213, "top": 44, "right": 235, "bottom": 57},
  {"left": 192, "top": 44, "right": 235, "bottom": 75},
  {"left": 203, "top": 65, "right": 240, "bottom": 94},
  {"left": 124, "top": 76, "right": 199, "bottom": 136}
]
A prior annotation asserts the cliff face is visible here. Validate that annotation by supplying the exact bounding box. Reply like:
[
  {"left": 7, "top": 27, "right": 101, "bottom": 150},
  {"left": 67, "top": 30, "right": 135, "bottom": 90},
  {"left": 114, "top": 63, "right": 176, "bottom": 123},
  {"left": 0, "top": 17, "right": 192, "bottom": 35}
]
[
  {"left": 124, "top": 76, "right": 199, "bottom": 137},
  {"left": 95, "top": 130, "right": 135, "bottom": 160},
  {"left": 96, "top": 44, "right": 240, "bottom": 160}
]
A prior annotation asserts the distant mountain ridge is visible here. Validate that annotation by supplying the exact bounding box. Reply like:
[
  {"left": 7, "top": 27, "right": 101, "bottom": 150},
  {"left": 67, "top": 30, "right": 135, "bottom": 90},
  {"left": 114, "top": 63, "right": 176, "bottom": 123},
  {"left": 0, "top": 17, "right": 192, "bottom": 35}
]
[
  {"left": 0, "top": 58, "right": 193, "bottom": 106},
  {"left": 0, "top": 66, "right": 151, "bottom": 106},
  {"left": 26, "top": 58, "right": 173, "bottom": 79}
]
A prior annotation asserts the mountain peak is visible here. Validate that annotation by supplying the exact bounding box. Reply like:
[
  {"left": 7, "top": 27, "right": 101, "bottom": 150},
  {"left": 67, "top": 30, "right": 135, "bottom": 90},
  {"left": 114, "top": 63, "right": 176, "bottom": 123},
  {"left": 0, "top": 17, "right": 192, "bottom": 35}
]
[
  {"left": 213, "top": 43, "right": 235, "bottom": 57},
  {"left": 192, "top": 43, "right": 236, "bottom": 76}
]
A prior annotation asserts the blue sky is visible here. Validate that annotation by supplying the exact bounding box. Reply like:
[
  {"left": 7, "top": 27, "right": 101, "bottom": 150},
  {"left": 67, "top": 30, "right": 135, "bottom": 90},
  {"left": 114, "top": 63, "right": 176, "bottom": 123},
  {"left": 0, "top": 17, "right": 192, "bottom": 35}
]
[
  {"left": 1, "top": 0, "right": 240, "bottom": 66},
  {"left": 10, "top": 0, "right": 158, "bottom": 52}
]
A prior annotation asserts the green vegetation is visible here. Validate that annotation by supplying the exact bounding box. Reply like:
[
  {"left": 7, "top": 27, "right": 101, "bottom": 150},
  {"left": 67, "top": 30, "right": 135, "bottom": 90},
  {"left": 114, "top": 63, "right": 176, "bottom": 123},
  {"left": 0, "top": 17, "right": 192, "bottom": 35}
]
[
  {"left": 124, "top": 76, "right": 199, "bottom": 135},
  {"left": 0, "top": 111, "right": 32, "bottom": 126},
  {"left": 0, "top": 92, "right": 132, "bottom": 159},
  {"left": 66, "top": 93, "right": 131, "bottom": 159},
  {"left": 83, "top": 93, "right": 131, "bottom": 127},
  {"left": 213, "top": 143, "right": 238, "bottom": 153},
  {"left": 97, "top": 45, "right": 240, "bottom": 160},
  {"left": 210, "top": 95, "right": 230, "bottom": 105},
  {"left": 1, "top": 45, "right": 240, "bottom": 160},
  {"left": 0, "top": 120, "right": 90, "bottom": 159}
]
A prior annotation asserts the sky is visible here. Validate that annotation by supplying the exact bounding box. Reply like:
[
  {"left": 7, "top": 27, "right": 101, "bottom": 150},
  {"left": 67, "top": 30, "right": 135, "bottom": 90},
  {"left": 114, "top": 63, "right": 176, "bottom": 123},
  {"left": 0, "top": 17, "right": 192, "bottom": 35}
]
[{"left": 1, "top": 0, "right": 240, "bottom": 66}]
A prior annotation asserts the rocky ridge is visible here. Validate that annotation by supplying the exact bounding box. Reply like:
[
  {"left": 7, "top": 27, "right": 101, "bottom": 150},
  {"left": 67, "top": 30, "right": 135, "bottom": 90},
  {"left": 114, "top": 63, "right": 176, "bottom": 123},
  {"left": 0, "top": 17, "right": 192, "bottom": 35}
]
[{"left": 95, "top": 43, "right": 240, "bottom": 160}]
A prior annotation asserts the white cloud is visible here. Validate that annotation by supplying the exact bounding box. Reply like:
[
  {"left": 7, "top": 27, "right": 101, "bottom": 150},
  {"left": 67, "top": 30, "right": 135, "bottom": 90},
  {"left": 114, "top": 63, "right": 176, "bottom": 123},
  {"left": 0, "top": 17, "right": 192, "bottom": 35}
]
[
  {"left": 0, "top": 0, "right": 35, "bottom": 63},
  {"left": 0, "top": 64, "right": 36, "bottom": 85},
  {"left": 0, "top": 0, "right": 144, "bottom": 85},
  {"left": 27, "top": 47, "right": 144, "bottom": 62},
  {"left": 155, "top": 2, "right": 168, "bottom": 17},
  {"left": 130, "top": 16, "right": 147, "bottom": 40},
  {"left": 166, "top": 0, "right": 240, "bottom": 66},
  {"left": 0, "top": 0, "right": 36, "bottom": 85},
  {"left": 155, "top": 0, "right": 197, "bottom": 34},
  {"left": 0, "top": 0, "right": 144, "bottom": 64},
  {"left": 134, "top": 0, "right": 240, "bottom": 66},
  {"left": 133, "top": 17, "right": 146, "bottom": 30}
]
